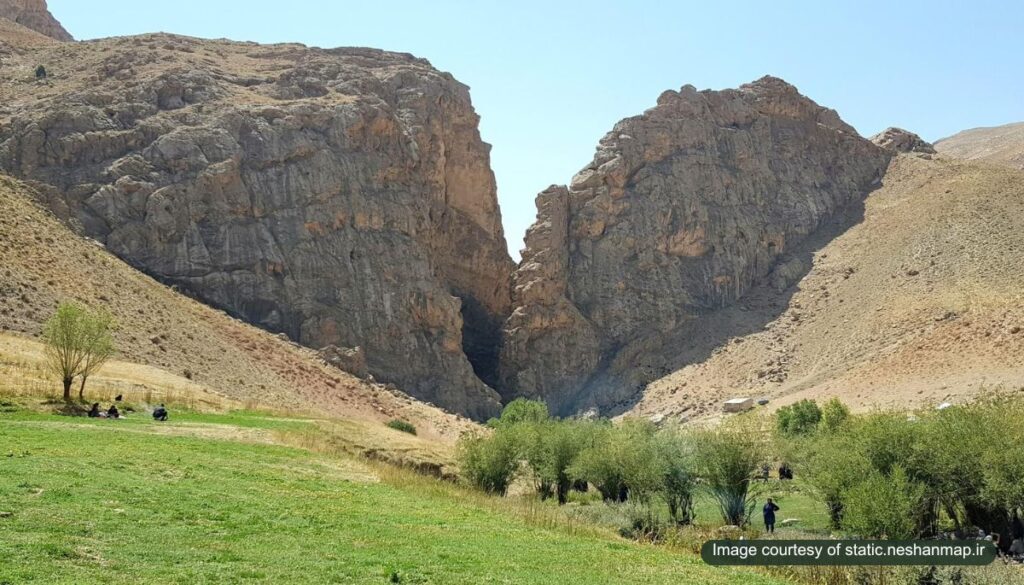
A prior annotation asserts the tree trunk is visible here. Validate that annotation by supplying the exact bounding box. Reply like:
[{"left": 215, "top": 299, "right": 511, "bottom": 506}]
[
  {"left": 62, "top": 377, "right": 73, "bottom": 402},
  {"left": 78, "top": 376, "right": 88, "bottom": 401}
]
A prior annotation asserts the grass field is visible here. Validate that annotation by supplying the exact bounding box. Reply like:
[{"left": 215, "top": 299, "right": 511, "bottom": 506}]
[{"left": 0, "top": 409, "right": 785, "bottom": 584}]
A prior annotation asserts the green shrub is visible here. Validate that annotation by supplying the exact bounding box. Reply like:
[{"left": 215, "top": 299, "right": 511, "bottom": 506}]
[
  {"left": 656, "top": 428, "right": 697, "bottom": 525},
  {"left": 456, "top": 430, "right": 520, "bottom": 496},
  {"left": 520, "top": 419, "right": 595, "bottom": 503},
  {"left": 776, "top": 399, "right": 822, "bottom": 436},
  {"left": 385, "top": 419, "right": 416, "bottom": 435},
  {"left": 818, "top": 398, "right": 850, "bottom": 432},
  {"left": 796, "top": 431, "right": 872, "bottom": 529},
  {"left": 569, "top": 419, "right": 664, "bottom": 503},
  {"left": 619, "top": 501, "right": 668, "bottom": 542},
  {"left": 488, "top": 398, "right": 549, "bottom": 428},
  {"left": 841, "top": 465, "right": 925, "bottom": 539},
  {"left": 692, "top": 421, "right": 765, "bottom": 526}
]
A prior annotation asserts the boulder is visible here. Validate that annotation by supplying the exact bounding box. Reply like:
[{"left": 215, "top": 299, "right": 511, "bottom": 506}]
[{"left": 318, "top": 345, "right": 369, "bottom": 379}]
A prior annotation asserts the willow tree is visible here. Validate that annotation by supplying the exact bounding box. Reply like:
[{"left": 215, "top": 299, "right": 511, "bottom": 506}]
[
  {"left": 42, "top": 302, "right": 115, "bottom": 401},
  {"left": 78, "top": 311, "right": 115, "bottom": 399}
]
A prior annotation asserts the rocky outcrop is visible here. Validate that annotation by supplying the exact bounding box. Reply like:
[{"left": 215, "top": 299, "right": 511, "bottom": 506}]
[
  {"left": 318, "top": 345, "right": 370, "bottom": 379},
  {"left": 0, "top": 0, "right": 71, "bottom": 41},
  {"left": 871, "top": 127, "right": 936, "bottom": 154},
  {"left": 500, "top": 76, "right": 891, "bottom": 414},
  {"left": 0, "top": 33, "right": 511, "bottom": 419}
]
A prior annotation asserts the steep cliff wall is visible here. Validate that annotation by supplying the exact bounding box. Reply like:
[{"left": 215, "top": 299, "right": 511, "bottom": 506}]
[
  {"left": 500, "top": 77, "right": 891, "bottom": 414},
  {"left": 0, "top": 32, "right": 511, "bottom": 418},
  {"left": 0, "top": 0, "right": 71, "bottom": 41}
]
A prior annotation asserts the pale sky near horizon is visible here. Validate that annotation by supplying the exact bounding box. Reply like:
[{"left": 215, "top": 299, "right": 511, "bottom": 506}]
[{"left": 49, "top": 0, "right": 1024, "bottom": 258}]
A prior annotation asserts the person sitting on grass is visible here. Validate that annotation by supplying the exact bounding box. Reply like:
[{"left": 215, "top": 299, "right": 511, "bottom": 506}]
[
  {"left": 763, "top": 498, "right": 780, "bottom": 534},
  {"left": 106, "top": 404, "right": 120, "bottom": 419},
  {"left": 87, "top": 403, "right": 101, "bottom": 418},
  {"left": 152, "top": 404, "right": 168, "bottom": 422},
  {"left": 1010, "top": 538, "right": 1024, "bottom": 557}
]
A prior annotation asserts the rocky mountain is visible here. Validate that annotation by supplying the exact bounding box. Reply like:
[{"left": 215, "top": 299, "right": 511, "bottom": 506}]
[
  {"left": 0, "top": 30, "right": 512, "bottom": 419},
  {"left": 0, "top": 173, "right": 475, "bottom": 441},
  {"left": 629, "top": 151, "right": 1024, "bottom": 421},
  {"left": 499, "top": 77, "right": 891, "bottom": 414},
  {"left": 0, "top": 0, "right": 71, "bottom": 41},
  {"left": 935, "top": 121, "right": 1024, "bottom": 170}
]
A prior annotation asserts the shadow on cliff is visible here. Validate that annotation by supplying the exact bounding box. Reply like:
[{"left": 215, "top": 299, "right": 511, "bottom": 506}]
[{"left": 594, "top": 191, "right": 876, "bottom": 418}]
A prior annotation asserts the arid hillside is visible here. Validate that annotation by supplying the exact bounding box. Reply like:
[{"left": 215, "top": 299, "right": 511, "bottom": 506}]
[
  {"left": 0, "top": 174, "right": 475, "bottom": 441},
  {"left": 0, "top": 21, "right": 511, "bottom": 419},
  {"left": 627, "top": 153, "right": 1024, "bottom": 421},
  {"left": 935, "top": 121, "right": 1024, "bottom": 170},
  {"left": 0, "top": 0, "right": 70, "bottom": 41},
  {"left": 500, "top": 77, "right": 890, "bottom": 414}
]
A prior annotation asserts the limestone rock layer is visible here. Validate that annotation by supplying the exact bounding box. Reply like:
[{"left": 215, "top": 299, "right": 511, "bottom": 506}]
[
  {"left": 500, "top": 77, "right": 891, "bottom": 414},
  {"left": 0, "top": 33, "right": 512, "bottom": 419}
]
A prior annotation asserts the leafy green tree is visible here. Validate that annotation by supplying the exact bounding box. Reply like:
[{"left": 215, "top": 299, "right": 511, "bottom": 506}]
[
  {"left": 796, "top": 431, "right": 872, "bottom": 529},
  {"left": 818, "top": 398, "right": 850, "bottom": 432},
  {"left": 77, "top": 310, "right": 115, "bottom": 400},
  {"left": 776, "top": 399, "right": 822, "bottom": 436},
  {"left": 656, "top": 428, "right": 697, "bottom": 525},
  {"left": 42, "top": 302, "right": 91, "bottom": 401},
  {"left": 692, "top": 421, "right": 765, "bottom": 526},
  {"left": 520, "top": 419, "right": 595, "bottom": 503},
  {"left": 570, "top": 420, "right": 663, "bottom": 503},
  {"left": 456, "top": 430, "right": 520, "bottom": 496},
  {"left": 488, "top": 398, "right": 549, "bottom": 428},
  {"left": 842, "top": 465, "right": 925, "bottom": 539}
]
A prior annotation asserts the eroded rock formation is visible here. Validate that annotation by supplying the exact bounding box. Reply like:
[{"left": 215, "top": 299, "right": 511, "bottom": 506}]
[
  {"left": 500, "top": 76, "right": 891, "bottom": 414},
  {"left": 0, "top": 0, "right": 71, "bottom": 41},
  {"left": 0, "top": 33, "right": 511, "bottom": 418},
  {"left": 871, "top": 127, "right": 936, "bottom": 154}
]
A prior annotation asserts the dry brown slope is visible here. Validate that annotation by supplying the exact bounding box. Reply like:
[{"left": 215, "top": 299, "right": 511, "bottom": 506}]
[
  {"left": 628, "top": 154, "right": 1024, "bottom": 420},
  {"left": 0, "top": 0, "right": 71, "bottom": 41},
  {"left": 0, "top": 174, "right": 474, "bottom": 441},
  {"left": 0, "top": 29, "right": 511, "bottom": 419},
  {"left": 935, "top": 122, "right": 1024, "bottom": 170}
]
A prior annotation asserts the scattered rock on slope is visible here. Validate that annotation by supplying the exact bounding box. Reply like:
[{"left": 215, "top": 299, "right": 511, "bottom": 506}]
[
  {"left": 0, "top": 0, "right": 71, "bottom": 41},
  {"left": 0, "top": 32, "right": 511, "bottom": 419},
  {"left": 500, "top": 76, "right": 891, "bottom": 414}
]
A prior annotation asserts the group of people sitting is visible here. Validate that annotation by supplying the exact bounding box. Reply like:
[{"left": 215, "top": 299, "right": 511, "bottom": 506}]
[
  {"left": 86, "top": 396, "right": 168, "bottom": 422},
  {"left": 87, "top": 402, "right": 122, "bottom": 419}
]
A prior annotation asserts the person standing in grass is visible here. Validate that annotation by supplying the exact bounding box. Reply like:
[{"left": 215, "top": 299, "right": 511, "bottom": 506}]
[{"left": 763, "top": 498, "right": 780, "bottom": 534}]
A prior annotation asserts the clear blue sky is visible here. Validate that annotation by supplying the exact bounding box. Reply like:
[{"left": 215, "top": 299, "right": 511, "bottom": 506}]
[{"left": 50, "top": 0, "right": 1024, "bottom": 258}]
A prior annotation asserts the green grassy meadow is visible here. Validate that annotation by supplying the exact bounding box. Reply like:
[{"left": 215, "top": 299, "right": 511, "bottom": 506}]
[{"left": 0, "top": 410, "right": 784, "bottom": 584}]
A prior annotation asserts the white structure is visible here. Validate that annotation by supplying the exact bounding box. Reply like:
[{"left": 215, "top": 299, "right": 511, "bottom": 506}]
[{"left": 723, "top": 397, "right": 754, "bottom": 413}]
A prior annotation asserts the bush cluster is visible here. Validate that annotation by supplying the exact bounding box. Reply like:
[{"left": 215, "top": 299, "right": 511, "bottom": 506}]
[
  {"left": 786, "top": 396, "right": 1024, "bottom": 541},
  {"left": 386, "top": 419, "right": 417, "bottom": 435},
  {"left": 459, "top": 399, "right": 767, "bottom": 528}
]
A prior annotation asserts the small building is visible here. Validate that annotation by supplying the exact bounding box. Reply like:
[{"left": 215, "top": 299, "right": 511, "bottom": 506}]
[{"left": 723, "top": 397, "right": 754, "bottom": 413}]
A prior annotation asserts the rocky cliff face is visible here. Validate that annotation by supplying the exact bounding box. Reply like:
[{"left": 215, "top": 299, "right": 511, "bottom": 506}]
[
  {"left": 500, "top": 77, "right": 891, "bottom": 414},
  {"left": 0, "top": 33, "right": 511, "bottom": 418},
  {"left": 0, "top": 0, "right": 71, "bottom": 41}
]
